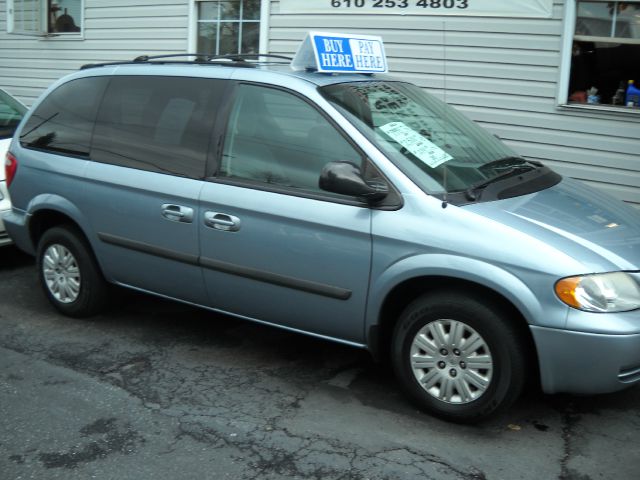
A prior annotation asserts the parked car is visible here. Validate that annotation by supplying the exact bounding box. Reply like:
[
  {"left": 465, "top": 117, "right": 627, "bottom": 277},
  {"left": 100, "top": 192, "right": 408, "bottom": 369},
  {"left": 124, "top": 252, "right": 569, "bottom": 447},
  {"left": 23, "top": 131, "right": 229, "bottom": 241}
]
[
  {"left": 0, "top": 88, "right": 27, "bottom": 247},
  {"left": 3, "top": 53, "right": 640, "bottom": 423}
]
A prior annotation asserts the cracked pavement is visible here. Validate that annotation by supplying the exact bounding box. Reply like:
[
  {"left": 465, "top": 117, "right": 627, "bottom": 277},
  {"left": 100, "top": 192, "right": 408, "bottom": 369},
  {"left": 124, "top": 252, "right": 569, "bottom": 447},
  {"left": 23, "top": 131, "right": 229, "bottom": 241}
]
[{"left": 1, "top": 246, "right": 639, "bottom": 479}]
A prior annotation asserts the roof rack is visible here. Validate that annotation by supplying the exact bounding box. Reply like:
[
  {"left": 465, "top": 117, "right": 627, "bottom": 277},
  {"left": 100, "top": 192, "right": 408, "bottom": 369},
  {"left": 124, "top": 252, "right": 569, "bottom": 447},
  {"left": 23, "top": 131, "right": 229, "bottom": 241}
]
[{"left": 81, "top": 53, "right": 293, "bottom": 70}]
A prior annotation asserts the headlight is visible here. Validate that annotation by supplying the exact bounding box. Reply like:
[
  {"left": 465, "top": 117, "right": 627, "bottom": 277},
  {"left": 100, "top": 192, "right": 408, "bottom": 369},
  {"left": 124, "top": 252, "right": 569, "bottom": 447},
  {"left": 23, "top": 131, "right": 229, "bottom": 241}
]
[{"left": 555, "top": 272, "right": 640, "bottom": 313}]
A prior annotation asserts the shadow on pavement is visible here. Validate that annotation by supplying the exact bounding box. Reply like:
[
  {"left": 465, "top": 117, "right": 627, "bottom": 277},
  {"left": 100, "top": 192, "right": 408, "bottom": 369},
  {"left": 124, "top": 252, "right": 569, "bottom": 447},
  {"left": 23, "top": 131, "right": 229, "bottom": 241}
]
[{"left": 0, "top": 245, "right": 33, "bottom": 270}]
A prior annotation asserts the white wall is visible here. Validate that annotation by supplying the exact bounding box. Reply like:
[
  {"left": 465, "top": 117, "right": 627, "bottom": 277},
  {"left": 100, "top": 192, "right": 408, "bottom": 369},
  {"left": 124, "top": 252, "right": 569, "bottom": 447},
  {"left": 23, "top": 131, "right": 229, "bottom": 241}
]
[
  {"left": 0, "top": 0, "right": 189, "bottom": 105},
  {"left": 267, "top": 0, "right": 640, "bottom": 207},
  {"left": 0, "top": 0, "right": 638, "bottom": 205}
]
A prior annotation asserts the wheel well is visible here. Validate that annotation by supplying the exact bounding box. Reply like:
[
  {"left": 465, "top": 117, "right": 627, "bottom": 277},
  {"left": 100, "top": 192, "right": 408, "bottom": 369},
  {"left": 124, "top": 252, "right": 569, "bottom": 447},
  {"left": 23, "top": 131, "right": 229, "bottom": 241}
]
[
  {"left": 29, "top": 210, "right": 85, "bottom": 249},
  {"left": 373, "top": 276, "right": 540, "bottom": 386}
]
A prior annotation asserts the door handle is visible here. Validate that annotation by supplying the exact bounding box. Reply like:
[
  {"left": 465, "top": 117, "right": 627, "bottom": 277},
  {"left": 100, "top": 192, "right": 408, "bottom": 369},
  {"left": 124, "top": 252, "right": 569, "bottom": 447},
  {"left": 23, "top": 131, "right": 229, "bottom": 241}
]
[
  {"left": 204, "top": 212, "right": 241, "bottom": 232},
  {"left": 161, "top": 204, "right": 194, "bottom": 223}
]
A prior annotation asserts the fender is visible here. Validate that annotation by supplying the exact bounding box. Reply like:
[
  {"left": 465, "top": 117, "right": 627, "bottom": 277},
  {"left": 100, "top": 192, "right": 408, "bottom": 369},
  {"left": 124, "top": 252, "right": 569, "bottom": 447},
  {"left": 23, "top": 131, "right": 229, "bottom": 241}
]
[
  {"left": 23, "top": 194, "right": 100, "bottom": 259},
  {"left": 365, "top": 253, "right": 570, "bottom": 341}
]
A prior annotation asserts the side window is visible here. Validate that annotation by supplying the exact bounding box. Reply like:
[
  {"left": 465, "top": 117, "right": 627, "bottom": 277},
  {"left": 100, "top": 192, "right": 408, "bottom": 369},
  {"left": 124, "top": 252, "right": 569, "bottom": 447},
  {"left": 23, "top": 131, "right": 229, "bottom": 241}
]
[
  {"left": 220, "top": 84, "right": 362, "bottom": 193},
  {"left": 92, "top": 76, "right": 224, "bottom": 178},
  {"left": 20, "top": 76, "right": 108, "bottom": 156}
]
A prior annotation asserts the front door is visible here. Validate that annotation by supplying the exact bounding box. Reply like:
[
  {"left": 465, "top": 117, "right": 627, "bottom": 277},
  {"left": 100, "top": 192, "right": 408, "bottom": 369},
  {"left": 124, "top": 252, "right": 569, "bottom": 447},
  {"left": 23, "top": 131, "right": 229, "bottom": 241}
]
[{"left": 199, "top": 83, "right": 372, "bottom": 343}]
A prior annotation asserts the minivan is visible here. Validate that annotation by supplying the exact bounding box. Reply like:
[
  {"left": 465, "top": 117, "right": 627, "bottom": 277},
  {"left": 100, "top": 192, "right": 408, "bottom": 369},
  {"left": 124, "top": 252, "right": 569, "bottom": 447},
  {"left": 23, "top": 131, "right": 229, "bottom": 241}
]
[{"left": 4, "top": 53, "right": 640, "bottom": 422}]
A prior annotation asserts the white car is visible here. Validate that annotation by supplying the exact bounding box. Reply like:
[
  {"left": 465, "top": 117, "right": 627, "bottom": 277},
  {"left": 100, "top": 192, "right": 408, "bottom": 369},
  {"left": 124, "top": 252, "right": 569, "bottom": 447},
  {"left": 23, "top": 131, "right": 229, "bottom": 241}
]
[{"left": 0, "top": 88, "right": 27, "bottom": 246}]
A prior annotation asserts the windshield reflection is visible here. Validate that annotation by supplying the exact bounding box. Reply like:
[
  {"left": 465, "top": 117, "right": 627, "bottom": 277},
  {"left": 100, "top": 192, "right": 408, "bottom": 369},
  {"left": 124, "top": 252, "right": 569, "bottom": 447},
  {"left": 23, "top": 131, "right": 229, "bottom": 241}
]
[{"left": 320, "top": 81, "right": 534, "bottom": 196}]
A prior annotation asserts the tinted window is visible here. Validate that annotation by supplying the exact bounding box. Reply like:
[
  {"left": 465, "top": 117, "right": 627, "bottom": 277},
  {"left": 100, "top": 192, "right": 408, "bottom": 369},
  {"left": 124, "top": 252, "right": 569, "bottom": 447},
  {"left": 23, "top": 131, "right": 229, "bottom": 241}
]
[
  {"left": 92, "top": 76, "right": 224, "bottom": 178},
  {"left": 20, "top": 77, "right": 109, "bottom": 156},
  {"left": 220, "top": 84, "right": 362, "bottom": 192},
  {"left": 0, "top": 90, "right": 27, "bottom": 140}
]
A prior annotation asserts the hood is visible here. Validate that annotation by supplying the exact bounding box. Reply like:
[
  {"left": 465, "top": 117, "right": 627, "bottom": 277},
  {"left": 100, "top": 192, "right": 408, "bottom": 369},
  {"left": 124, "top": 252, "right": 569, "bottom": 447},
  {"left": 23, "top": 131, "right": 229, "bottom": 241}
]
[
  {"left": 464, "top": 178, "right": 640, "bottom": 272},
  {"left": 0, "top": 138, "right": 10, "bottom": 182}
]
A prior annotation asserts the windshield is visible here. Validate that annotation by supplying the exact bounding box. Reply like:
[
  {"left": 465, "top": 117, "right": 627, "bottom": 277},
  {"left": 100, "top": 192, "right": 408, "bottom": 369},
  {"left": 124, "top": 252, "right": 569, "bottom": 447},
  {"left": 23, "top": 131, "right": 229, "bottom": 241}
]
[
  {"left": 320, "top": 81, "right": 552, "bottom": 200},
  {"left": 0, "top": 89, "right": 27, "bottom": 140}
]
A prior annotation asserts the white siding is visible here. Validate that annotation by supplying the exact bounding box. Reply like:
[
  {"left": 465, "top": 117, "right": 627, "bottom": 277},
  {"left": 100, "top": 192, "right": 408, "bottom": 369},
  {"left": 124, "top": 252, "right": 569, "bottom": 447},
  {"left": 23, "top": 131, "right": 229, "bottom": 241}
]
[
  {"left": 0, "top": 0, "right": 189, "bottom": 105},
  {"left": 267, "top": 0, "right": 640, "bottom": 207},
  {"left": 0, "top": 0, "right": 638, "bottom": 205}
]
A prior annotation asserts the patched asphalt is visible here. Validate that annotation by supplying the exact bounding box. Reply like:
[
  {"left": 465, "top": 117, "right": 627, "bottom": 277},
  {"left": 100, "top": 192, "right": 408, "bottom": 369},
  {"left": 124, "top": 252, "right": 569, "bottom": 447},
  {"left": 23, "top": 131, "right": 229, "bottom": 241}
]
[{"left": 1, "top": 246, "right": 639, "bottom": 479}]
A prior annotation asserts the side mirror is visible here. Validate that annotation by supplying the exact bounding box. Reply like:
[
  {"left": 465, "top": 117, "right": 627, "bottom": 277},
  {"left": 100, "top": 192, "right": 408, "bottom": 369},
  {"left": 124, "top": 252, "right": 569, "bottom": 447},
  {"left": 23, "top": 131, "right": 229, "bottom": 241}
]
[{"left": 319, "top": 161, "right": 389, "bottom": 202}]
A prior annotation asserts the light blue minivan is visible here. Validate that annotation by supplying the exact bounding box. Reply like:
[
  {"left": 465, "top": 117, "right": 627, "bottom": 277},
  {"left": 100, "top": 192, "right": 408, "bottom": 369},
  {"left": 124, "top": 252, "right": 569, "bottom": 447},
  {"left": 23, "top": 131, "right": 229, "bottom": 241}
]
[{"left": 3, "top": 52, "right": 640, "bottom": 422}]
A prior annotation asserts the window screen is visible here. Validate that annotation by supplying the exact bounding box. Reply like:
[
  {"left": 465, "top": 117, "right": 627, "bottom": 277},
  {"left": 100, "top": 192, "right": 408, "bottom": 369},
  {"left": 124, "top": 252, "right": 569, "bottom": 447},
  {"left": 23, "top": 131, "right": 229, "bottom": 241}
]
[
  {"left": 220, "top": 84, "right": 362, "bottom": 192},
  {"left": 92, "top": 76, "right": 224, "bottom": 178},
  {"left": 20, "top": 76, "right": 108, "bottom": 156}
]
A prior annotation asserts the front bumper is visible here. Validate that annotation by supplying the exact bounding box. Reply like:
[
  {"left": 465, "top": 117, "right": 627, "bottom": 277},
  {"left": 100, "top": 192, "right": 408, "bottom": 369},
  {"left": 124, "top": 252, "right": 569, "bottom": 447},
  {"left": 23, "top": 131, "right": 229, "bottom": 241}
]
[{"left": 532, "top": 321, "right": 640, "bottom": 394}]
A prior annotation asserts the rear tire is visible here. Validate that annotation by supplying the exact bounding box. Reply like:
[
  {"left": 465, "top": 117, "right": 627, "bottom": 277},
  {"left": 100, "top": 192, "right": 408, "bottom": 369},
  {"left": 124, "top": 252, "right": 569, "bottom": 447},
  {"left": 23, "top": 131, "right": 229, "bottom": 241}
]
[
  {"left": 37, "top": 226, "right": 109, "bottom": 317},
  {"left": 391, "top": 291, "right": 526, "bottom": 423}
]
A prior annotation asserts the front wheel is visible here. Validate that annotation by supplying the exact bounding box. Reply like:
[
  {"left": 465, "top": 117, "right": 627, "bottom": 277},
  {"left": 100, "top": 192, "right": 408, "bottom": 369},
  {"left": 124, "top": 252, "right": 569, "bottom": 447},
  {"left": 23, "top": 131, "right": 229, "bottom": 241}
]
[
  {"left": 391, "top": 292, "right": 526, "bottom": 423},
  {"left": 37, "top": 226, "right": 109, "bottom": 318}
]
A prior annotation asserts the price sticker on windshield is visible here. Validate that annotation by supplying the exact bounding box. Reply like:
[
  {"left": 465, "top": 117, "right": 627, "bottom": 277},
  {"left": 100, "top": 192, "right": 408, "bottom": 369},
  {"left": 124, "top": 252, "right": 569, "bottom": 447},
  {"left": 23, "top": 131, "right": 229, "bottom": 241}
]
[{"left": 380, "top": 122, "right": 452, "bottom": 168}]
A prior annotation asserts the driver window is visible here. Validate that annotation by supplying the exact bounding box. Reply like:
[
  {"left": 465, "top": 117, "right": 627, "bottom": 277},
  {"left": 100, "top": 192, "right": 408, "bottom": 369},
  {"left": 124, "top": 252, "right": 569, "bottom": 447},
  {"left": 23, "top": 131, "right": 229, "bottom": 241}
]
[{"left": 220, "top": 84, "right": 362, "bottom": 193}]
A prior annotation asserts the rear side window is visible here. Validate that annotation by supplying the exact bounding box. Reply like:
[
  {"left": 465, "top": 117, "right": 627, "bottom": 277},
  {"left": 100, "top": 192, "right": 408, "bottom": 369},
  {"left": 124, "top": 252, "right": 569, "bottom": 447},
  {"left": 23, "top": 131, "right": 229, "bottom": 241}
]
[
  {"left": 20, "top": 77, "right": 109, "bottom": 156},
  {"left": 92, "top": 76, "right": 224, "bottom": 178}
]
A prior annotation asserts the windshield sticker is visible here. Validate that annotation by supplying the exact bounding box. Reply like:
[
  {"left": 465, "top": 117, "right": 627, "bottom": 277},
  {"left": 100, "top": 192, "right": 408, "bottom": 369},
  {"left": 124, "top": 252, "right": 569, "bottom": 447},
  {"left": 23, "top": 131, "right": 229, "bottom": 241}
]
[{"left": 380, "top": 122, "right": 453, "bottom": 168}]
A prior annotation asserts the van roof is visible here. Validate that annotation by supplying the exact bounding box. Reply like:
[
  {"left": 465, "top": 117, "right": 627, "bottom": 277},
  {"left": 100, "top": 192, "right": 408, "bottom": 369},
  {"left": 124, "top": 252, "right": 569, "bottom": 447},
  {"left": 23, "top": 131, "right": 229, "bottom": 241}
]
[{"left": 78, "top": 53, "right": 391, "bottom": 87}]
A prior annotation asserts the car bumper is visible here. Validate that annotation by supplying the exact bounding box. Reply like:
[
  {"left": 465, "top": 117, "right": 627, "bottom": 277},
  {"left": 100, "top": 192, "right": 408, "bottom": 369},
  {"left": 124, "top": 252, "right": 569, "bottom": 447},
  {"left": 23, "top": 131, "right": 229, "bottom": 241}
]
[
  {"left": 531, "top": 321, "right": 640, "bottom": 394},
  {"left": 2, "top": 207, "right": 34, "bottom": 254},
  {"left": 0, "top": 181, "right": 12, "bottom": 246}
]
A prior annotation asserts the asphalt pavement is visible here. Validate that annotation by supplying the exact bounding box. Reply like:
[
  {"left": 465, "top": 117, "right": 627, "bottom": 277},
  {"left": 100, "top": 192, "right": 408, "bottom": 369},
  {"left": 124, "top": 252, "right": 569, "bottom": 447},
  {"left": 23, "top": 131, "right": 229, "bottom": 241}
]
[{"left": 1, "top": 245, "right": 639, "bottom": 480}]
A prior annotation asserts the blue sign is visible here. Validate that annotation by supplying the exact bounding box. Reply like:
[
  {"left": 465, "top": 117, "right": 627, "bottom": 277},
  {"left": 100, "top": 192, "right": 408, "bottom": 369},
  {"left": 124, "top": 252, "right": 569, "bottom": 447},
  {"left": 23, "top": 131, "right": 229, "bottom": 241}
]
[{"left": 292, "top": 32, "right": 387, "bottom": 74}]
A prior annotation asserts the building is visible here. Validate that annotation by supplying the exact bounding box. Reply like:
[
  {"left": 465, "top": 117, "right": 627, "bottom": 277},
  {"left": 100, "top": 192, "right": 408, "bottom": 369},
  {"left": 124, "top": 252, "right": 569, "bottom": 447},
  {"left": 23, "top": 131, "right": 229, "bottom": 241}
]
[{"left": 1, "top": 0, "right": 638, "bottom": 207}]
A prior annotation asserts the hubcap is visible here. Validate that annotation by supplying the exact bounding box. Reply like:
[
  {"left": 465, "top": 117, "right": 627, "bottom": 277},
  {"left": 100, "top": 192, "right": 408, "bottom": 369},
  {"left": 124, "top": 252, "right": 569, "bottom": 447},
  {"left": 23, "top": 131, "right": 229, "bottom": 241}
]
[
  {"left": 42, "top": 244, "right": 81, "bottom": 304},
  {"left": 409, "top": 319, "right": 493, "bottom": 404}
]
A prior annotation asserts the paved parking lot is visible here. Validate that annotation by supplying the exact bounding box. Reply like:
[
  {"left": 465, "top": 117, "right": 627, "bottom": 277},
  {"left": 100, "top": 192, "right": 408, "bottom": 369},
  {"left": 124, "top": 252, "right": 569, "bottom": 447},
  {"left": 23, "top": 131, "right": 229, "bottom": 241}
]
[{"left": 1, "top": 245, "right": 639, "bottom": 480}]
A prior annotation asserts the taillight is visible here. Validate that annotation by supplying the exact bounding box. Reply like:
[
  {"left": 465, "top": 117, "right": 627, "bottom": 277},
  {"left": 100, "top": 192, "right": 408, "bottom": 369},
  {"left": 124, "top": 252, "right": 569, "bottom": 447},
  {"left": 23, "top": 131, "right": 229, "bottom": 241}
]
[{"left": 5, "top": 152, "right": 17, "bottom": 188}]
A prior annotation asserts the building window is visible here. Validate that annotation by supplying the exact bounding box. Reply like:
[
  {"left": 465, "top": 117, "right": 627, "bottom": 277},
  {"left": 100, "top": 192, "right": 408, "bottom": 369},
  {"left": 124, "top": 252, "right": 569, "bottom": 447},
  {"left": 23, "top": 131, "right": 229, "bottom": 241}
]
[
  {"left": 567, "top": 1, "right": 640, "bottom": 108},
  {"left": 7, "top": 0, "right": 83, "bottom": 36},
  {"left": 196, "top": 0, "right": 260, "bottom": 56}
]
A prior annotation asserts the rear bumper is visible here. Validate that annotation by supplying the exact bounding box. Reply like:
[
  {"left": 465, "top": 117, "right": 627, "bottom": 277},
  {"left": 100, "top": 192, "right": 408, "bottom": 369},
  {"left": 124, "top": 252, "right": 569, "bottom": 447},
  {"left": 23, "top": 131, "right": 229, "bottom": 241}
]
[
  {"left": 0, "top": 181, "right": 12, "bottom": 246},
  {"left": 2, "top": 208, "right": 34, "bottom": 255},
  {"left": 531, "top": 324, "right": 640, "bottom": 394}
]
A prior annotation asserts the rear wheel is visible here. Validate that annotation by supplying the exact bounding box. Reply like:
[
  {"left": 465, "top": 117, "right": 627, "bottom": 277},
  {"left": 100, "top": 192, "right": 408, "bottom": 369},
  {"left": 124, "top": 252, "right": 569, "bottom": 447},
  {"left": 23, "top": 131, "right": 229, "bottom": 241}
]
[
  {"left": 37, "top": 226, "right": 109, "bottom": 317},
  {"left": 391, "top": 291, "right": 526, "bottom": 423}
]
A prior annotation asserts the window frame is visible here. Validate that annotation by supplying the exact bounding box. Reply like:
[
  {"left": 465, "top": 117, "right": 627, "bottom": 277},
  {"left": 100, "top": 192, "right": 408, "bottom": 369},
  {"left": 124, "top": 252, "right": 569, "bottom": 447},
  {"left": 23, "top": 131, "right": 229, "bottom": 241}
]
[
  {"left": 6, "top": 0, "right": 84, "bottom": 38},
  {"left": 188, "top": 0, "right": 269, "bottom": 55},
  {"left": 558, "top": 0, "right": 640, "bottom": 113}
]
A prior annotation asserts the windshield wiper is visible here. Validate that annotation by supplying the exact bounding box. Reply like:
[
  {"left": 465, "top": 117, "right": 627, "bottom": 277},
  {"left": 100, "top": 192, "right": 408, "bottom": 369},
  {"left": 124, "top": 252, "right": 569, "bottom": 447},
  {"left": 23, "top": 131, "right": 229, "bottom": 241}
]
[{"left": 464, "top": 163, "right": 538, "bottom": 201}]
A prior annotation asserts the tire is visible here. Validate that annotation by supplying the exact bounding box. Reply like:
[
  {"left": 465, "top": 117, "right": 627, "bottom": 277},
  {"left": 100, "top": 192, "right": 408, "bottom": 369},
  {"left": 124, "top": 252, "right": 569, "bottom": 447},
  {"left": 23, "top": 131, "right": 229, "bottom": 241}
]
[
  {"left": 391, "top": 291, "right": 526, "bottom": 423},
  {"left": 37, "top": 225, "right": 109, "bottom": 318}
]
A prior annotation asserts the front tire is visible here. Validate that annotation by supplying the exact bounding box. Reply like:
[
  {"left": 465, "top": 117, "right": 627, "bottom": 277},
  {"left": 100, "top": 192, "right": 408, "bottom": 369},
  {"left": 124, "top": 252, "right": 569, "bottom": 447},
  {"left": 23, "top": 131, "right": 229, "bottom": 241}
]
[
  {"left": 37, "top": 226, "right": 109, "bottom": 317},
  {"left": 391, "top": 291, "right": 526, "bottom": 423}
]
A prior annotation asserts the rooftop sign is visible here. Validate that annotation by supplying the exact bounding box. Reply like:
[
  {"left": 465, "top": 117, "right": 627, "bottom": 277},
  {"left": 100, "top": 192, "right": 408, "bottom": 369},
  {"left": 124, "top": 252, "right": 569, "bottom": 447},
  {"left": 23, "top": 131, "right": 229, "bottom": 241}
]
[{"left": 291, "top": 32, "right": 388, "bottom": 74}]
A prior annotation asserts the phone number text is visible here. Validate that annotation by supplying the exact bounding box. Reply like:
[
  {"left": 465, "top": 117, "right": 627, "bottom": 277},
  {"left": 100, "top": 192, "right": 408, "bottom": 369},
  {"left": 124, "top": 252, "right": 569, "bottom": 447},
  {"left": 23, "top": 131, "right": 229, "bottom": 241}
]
[{"left": 330, "top": 0, "right": 469, "bottom": 9}]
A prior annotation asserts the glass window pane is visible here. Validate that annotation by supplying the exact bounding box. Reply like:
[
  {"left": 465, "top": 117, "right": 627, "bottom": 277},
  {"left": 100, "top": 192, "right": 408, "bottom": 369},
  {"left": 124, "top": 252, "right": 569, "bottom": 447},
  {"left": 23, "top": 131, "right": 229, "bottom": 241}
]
[
  {"left": 219, "top": 22, "right": 239, "bottom": 55},
  {"left": 0, "top": 90, "right": 27, "bottom": 140},
  {"left": 49, "top": 0, "right": 83, "bottom": 33},
  {"left": 93, "top": 77, "right": 225, "bottom": 178},
  {"left": 241, "top": 23, "right": 260, "bottom": 54},
  {"left": 614, "top": 3, "right": 640, "bottom": 39},
  {"left": 220, "top": 0, "right": 240, "bottom": 20},
  {"left": 221, "top": 85, "right": 361, "bottom": 192},
  {"left": 242, "top": 0, "right": 261, "bottom": 20},
  {"left": 20, "top": 77, "right": 108, "bottom": 156},
  {"left": 576, "top": 1, "right": 614, "bottom": 37},
  {"left": 197, "top": 23, "right": 218, "bottom": 54},
  {"left": 198, "top": 1, "right": 218, "bottom": 20},
  {"left": 13, "top": 0, "right": 41, "bottom": 33}
]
